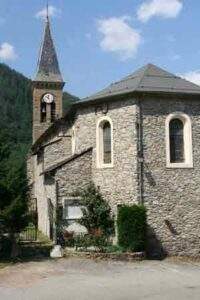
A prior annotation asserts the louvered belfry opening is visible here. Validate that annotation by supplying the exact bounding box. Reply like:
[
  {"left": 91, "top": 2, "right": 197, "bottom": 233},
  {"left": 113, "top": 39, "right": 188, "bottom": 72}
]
[{"left": 169, "top": 118, "right": 184, "bottom": 163}]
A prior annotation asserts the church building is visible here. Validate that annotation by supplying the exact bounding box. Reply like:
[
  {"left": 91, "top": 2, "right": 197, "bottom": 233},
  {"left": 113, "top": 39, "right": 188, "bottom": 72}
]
[{"left": 28, "top": 14, "right": 200, "bottom": 257}]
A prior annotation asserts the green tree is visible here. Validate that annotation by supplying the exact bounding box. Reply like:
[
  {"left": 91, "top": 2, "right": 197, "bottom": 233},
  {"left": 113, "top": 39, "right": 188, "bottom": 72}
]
[{"left": 0, "top": 130, "right": 29, "bottom": 258}]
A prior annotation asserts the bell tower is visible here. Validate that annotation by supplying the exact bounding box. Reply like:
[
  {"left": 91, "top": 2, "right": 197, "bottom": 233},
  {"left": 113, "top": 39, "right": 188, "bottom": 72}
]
[{"left": 32, "top": 10, "right": 65, "bottom": 142}]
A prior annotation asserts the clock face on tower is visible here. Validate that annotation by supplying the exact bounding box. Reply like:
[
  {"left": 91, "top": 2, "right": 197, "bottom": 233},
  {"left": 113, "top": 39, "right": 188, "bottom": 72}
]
[{"left": 43, "top": 93, "right": 54, "bottom": 104}]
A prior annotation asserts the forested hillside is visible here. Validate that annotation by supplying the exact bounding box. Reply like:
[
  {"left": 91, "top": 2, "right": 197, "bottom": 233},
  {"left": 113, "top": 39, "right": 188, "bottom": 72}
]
[{"left": 0, "top": 63, "right": 78, "bottom": 159}]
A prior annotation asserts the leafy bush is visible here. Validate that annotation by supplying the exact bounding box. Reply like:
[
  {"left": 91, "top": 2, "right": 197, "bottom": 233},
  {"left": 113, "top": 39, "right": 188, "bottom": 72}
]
[
  {"left": 78, "top": 183, "right": 114, "bottom": 237},
  {"left": 0, "top": 236, "right": 12, "bottom": 259},
  {"left": 62, "top": 230, "right": 75, "bottom": 247},
  {"left": 74, "top": 234, "right": 109, "bottom": 252},
  {"left": 104, "top": 245, "right": 125, "bottom": 253},
  {"left": 117, "top": 205, "right": 147, "bottom": 252}
]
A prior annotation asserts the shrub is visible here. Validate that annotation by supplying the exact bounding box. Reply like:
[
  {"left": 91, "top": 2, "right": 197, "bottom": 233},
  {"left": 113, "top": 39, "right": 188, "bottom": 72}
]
[
  {"left": 104, "top": 245, "right": 125, "bottom": 253},
  {"left": 0, "top": 236, "right": 12, "bottom": 259},
  {"left": 74, "top": 234, "right": 109, "bottom": 252},
  {"left": 62, "top": 230, "right": 75, "bottom": 247},
  {"left": 78, "top": 183, "right": 114, "bottom": 237},
  {"left": 117, "top": 205, "right": 147, "bottom": 252}
]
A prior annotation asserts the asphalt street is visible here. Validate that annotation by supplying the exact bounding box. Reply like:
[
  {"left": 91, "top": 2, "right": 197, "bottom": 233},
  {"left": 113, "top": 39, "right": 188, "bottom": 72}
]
[{"left": 0, "top": 257, "right": 200, "bottom": 300}]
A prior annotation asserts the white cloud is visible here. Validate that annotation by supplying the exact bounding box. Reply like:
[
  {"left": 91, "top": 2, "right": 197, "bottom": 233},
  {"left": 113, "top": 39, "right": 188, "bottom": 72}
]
[
  {"left": 0, "top": 43, "right": 17, "bottom": 61},
  {"left": 137, "top": 0, "right": 183, "bottom": 23},
  {"left": 181, "top": 71, "right": 200, "bottom": 86},
  {"left": 35, "top": 5, "right": 61, "bottom": 19},
  {"left": 97, "top": 16, "right": 141, "bottom": 60}
]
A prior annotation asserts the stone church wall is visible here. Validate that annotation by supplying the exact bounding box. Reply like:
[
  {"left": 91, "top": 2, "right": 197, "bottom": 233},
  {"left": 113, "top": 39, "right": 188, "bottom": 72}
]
[
  {"left": 141, "top": 96, "right": 200, "bottom": 257},
  {"left": 74, "top": 98, "right": 139, "bottom": 213},
  {"left": 55, "top": 149, "right": 93, "bottom": 203},
  {"left": 29, "top": 124, "right": 74, "bottom": 237},
  {"left": 43, "top": 135, "right": 72, "bottom": 169}
]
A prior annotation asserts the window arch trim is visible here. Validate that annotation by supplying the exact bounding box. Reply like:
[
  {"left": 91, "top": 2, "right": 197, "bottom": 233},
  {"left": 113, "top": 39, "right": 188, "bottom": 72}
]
[
  {"left": 96, "top": 116, "right": 113, "bottom": 168},
  {"left": 71, "top": 126, "right": 76, "bottom": 155},
  {"left": 165, "top": 112, "right": 193, "bottom": 168}
]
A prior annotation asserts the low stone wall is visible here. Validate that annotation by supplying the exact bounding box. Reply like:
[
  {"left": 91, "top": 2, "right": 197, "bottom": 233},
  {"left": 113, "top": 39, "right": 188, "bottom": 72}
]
[{"left": 64, "top": 250, "right": 145, "bottom": 261}]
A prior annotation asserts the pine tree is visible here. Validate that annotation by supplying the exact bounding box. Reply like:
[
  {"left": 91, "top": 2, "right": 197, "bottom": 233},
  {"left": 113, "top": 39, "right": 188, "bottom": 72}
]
[{"left": 0, "top": 130, "right": 29, "bottom": 257}]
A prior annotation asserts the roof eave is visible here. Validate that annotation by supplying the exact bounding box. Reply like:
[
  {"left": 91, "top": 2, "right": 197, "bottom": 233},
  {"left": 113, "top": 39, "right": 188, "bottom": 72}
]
[{"left": 74, "top": 89, "right": 200, "bottom": 107}]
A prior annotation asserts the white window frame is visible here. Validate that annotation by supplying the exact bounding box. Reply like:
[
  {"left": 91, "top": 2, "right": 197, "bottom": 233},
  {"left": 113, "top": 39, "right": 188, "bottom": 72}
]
[
  {"left": 165, "top": 112, "right": 193, "bottom": 169},
  {"left": 71, "top": 126, "right": 76, "bottom": 155},
  {"left": 96, "top": 116, "right": 114, "bottom": 168}
]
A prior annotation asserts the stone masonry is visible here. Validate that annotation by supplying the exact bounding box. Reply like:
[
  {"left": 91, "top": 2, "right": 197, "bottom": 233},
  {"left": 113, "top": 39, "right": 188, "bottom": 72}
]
[{"left": 141, "top": 95, "right": 200, "bottom": 257}]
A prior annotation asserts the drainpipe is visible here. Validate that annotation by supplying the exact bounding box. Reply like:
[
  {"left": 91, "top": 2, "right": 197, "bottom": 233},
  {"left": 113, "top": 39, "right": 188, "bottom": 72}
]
[
  {"left": 54, "top": 179, "right": 59, "bottom": 244},
  {"left": 137, "top": 98, "right": 144, "bottom": 205}
]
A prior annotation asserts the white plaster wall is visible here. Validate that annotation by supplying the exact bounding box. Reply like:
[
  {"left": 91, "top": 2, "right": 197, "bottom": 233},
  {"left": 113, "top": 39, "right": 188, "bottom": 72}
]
[{"left": 33, "top": 154, "right": 50, "bottom": 237}]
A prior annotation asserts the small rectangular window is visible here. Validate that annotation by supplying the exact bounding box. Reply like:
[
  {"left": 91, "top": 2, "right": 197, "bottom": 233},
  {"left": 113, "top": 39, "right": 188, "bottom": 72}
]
[{"left": 63, "top": 199, "right": 84, "bottom": 221}]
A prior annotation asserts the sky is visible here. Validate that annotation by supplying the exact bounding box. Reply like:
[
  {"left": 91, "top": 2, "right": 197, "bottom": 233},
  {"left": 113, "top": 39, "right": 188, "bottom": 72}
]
[{"left": 0, "top": 0, "right": 200, "bottom": 98}]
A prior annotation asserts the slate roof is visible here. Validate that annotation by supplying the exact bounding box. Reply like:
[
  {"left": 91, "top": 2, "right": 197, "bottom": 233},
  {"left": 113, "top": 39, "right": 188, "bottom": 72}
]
[
  {"left": 79, "top": 64, "right": 200, "bottom": 104},
  {"left": 34, "top": 18, "right": 63, "bottom": 83}
]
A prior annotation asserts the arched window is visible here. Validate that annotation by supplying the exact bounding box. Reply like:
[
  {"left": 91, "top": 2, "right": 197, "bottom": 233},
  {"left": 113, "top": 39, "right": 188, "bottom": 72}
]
[
  {"left": 169, "top": 119, "right": 184, "bottom": 163},
  {"left": 40, "top": 101, "right": 46, "bottom": 123},
  {"left": 103, "top": 122, "right": 111, "bottom": 164},
  {"left": 97, "top": 117, "right": 113, "bottom": 168},
  {"left": 51, "top": 102, "right": 56, "bottom": 122},
  {"left": 166, "top": 113, "right": 193, "bottom": 168}
]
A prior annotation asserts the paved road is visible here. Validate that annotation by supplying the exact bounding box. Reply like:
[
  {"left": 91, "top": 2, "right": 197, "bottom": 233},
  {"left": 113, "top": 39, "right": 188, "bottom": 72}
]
[{"left": 0, "top": 257, "right": 200, "bottom": 300}]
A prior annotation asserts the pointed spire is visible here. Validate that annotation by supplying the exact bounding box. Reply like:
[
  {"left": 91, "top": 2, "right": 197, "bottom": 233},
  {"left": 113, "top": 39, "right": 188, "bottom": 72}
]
[{"left": 34, "top": 8, "right": 63, "bottom": 83}]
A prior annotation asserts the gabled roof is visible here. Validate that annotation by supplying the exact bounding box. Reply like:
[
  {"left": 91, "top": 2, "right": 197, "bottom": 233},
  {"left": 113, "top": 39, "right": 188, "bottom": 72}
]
[
  {"left": 79, "top": 64, "right": 200, "bottom": 104},
  {"left": 34, "top": 18, "right": 63, "bottom": 83}
]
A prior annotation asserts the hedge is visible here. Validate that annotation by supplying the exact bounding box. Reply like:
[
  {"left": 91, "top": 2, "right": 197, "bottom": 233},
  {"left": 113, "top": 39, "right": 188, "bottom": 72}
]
[{"left": 117, "top": 205, "right": 147, "bottom": 252}]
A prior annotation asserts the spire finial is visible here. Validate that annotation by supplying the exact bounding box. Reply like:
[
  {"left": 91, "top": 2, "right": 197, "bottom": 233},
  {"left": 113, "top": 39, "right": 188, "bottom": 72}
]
[{"left": 46, "top": 1, "right": 49, "bottom": 22}]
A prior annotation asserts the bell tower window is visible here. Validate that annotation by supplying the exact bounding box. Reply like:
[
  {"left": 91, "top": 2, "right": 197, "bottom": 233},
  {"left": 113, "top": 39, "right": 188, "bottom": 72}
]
[
  {"left": 51, "top": 101, "right": 56, "bottom": 122},
  {"left": 41, "top": 101, "right": 47, "bottom": 123}
]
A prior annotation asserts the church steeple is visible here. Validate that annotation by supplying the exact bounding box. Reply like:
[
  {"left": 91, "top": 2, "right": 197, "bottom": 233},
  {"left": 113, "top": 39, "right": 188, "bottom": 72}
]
[
  {"left": 32, "top": 10, "right": 65, "bottom": 143},
  {"left": 34, "top": 10, "right": 63, "bottom": 83}
]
